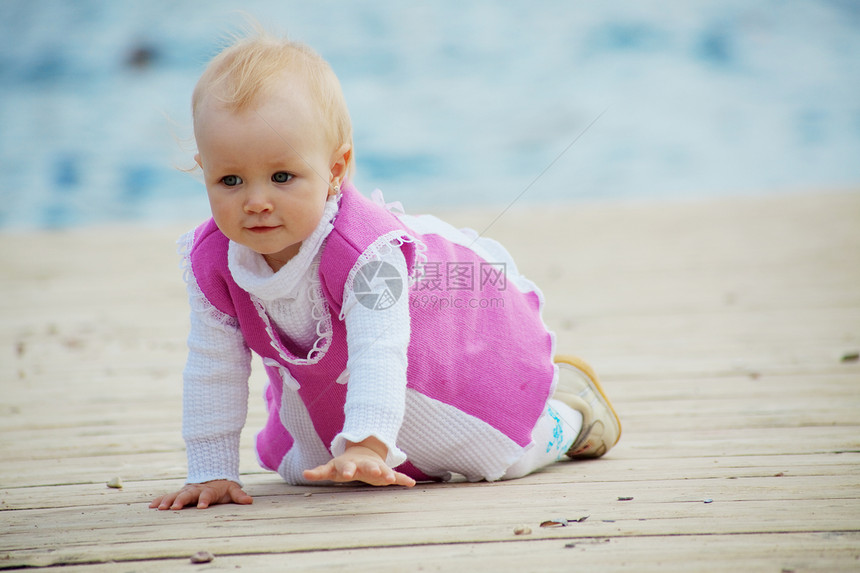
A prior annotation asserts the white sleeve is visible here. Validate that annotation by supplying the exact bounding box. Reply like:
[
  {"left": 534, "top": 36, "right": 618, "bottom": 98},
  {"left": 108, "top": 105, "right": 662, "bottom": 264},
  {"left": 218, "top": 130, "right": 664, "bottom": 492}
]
[
  {"left": 181, "top": 275, "right": 251, "bottom": 486},
  {"left": 330, "top": 247, "right": 410, "bottom": 468}
]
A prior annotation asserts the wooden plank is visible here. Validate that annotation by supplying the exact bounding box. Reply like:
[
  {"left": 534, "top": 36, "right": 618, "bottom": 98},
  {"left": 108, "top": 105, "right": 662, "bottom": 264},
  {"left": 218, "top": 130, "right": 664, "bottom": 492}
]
[
  {"left": 3, "top": 453, "right": 858, "bottom": 511},
  {"left": 3, "top": 493, "right": 858, "bottom": 568},
  {"left": 1, "top": 369, "right": 855, "bottom": 438},
  {"left": 2, "top": 453, "right": 858, "bottom": 511},
  {"left": 16, "top": 532, "right": 860, "bottom": 573},
  {"left": 3, "top": 397, "right": 857, "bottom": 463},
  {"left": 6, "top": 465, "right": 860, "bottom": 523},
  {"left": 605, "top": 372, "right": 860, "bottom": 399},
  {"left": 1, "top": 425, "right": 857, "bottom": 488}
]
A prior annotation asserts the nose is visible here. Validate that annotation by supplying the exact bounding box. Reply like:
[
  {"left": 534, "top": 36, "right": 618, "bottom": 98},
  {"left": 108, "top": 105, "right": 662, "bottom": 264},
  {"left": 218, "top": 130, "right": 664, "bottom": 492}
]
[{"left": 243, "top": 183, "right": 273, "bottom": 214}]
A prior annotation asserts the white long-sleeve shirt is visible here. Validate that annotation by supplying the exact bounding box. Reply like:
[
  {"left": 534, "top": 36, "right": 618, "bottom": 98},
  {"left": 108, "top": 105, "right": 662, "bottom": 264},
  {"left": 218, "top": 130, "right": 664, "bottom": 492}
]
[{"left": 180, "top": 198, "right": 409, "bottom": 485}]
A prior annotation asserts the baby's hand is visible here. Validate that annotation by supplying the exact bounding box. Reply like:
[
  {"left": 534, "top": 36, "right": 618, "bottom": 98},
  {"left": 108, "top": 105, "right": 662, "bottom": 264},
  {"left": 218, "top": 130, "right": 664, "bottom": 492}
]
[
  {"left": 303, "top": 439, "right": 416, "bottom": 487},
  {"left": 149, "top": 479, "right": 253, "bottom": 510}
]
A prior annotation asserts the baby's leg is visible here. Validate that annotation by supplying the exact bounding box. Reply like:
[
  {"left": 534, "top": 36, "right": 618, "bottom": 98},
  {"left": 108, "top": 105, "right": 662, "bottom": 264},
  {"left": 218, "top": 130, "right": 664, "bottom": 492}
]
[{"left": 501, "top": 399, "right": 583, "bottom": 480}]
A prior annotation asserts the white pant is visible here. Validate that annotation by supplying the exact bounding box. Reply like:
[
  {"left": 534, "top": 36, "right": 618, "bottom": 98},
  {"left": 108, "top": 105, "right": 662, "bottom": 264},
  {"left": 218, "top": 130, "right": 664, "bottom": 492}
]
[{"left": 501, "top": 399, "right": 583, "bottom": 480}]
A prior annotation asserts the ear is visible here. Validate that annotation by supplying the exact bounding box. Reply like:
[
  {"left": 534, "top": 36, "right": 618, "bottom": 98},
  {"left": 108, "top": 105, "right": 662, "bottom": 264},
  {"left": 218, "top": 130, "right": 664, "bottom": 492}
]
[{"left": 328, "top": 143, "right": 352, "bottom": 195}]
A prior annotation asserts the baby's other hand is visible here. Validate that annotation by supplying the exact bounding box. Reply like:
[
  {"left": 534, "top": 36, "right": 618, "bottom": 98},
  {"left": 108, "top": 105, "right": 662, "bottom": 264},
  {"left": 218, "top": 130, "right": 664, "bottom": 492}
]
[
  {"left": 303, "top": 439, "right": 416, "bottom": 488},
  {"left": 149, "top": 479, "right": 253, "bottom": 510}
]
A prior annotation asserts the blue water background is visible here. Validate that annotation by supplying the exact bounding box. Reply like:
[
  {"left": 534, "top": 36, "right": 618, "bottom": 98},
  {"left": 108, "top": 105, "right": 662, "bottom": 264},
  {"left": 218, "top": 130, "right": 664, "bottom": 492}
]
[{"left": 1, "top": 0, "right": 859, "bottom": 229}]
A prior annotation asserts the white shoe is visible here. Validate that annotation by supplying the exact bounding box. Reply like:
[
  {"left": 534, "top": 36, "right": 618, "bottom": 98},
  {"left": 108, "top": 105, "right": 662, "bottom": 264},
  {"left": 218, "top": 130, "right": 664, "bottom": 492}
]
[{"left": 553, "top": 355, "right": 621, "bottom": 458}]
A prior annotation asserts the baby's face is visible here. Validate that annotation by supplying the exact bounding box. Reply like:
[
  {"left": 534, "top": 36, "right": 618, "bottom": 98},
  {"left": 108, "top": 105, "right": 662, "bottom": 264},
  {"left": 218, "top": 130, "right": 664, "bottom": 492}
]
[{"left": 194, "top": 74, "right": 343, "bottom": 271}]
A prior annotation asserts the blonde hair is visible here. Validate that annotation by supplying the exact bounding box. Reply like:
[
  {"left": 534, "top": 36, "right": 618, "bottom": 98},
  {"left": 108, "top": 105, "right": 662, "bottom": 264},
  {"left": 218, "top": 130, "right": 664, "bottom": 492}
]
[{"left": 192, "top": 27, "right": 354, "bottom": 176}]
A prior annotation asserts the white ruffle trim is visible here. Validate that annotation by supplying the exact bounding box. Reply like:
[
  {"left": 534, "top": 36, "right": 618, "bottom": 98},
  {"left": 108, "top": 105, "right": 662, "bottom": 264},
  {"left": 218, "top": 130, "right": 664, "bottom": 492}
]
[
  {"left": 330, "top": 431, "right": 408, "bottom": 469},
  {"left": 251, "top": 258, "right": 333, "bottom": 365},
  {"left": 339, "top": 231, "right": 428, "bottom": 321},
  {"left": 178, "top": 229, "right": 240, "bottom": 332}
]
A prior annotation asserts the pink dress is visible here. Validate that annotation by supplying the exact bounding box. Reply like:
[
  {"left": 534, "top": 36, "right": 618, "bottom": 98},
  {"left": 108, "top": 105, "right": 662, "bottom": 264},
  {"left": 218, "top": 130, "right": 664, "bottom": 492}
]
[{"left": 187, "top": 182, "right": 557, "bottom": 482}]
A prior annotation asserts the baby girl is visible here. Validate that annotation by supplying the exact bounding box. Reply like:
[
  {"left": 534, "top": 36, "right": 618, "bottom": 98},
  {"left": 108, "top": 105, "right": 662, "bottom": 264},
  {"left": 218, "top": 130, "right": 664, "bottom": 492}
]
[{"left": 151, "top": 29, "right": 620, "bottom": 510}]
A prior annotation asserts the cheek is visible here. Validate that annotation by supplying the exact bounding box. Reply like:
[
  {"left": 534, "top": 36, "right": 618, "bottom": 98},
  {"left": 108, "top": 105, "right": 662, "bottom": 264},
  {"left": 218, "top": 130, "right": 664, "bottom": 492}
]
[
  {"left": 206, "top": 191, "right": 223, "bottom": 216},
  {"left": 206, "top": 185, "right": 231, "bottom": 208},
  {"left": 206, "top": 191, "right": 237, "bottom": 225}
]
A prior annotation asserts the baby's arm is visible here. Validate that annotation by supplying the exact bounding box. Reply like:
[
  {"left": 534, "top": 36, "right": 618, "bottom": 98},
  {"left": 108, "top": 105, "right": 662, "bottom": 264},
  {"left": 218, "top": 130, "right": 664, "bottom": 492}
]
[
  {"left": 150, "top": 278, "right": 253, "bottom": 509},
  {"left": 305, "top": 246, "right": 413, "bottom": 487}
]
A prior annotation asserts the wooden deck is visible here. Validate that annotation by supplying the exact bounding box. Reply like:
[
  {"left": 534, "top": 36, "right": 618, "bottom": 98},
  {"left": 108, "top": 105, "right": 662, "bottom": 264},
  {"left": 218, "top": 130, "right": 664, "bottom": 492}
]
[{"left": 1, "top": 191, "right": 859, "bottom": 571}]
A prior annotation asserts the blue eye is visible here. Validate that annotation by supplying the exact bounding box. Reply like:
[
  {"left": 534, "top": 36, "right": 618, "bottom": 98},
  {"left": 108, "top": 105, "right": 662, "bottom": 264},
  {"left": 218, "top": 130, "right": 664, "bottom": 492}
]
[
  {"left": 221, "top": 175, "right": 242, "bottom": 186},
  {"left": 272, "top": 172, "right": 293, "bottom": 183}
]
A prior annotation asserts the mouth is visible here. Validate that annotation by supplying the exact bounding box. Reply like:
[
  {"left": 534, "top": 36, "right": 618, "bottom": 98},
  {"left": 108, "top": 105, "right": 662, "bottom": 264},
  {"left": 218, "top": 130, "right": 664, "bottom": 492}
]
[{"left": 246, "top": 225, "right": 280, "bottom": 234}]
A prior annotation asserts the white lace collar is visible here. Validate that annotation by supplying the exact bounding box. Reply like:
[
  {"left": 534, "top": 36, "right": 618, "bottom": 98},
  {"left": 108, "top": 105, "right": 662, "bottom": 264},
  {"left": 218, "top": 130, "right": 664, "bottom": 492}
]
[{"left": 227, "top": 196, "right": 339, "bottom": 301}]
